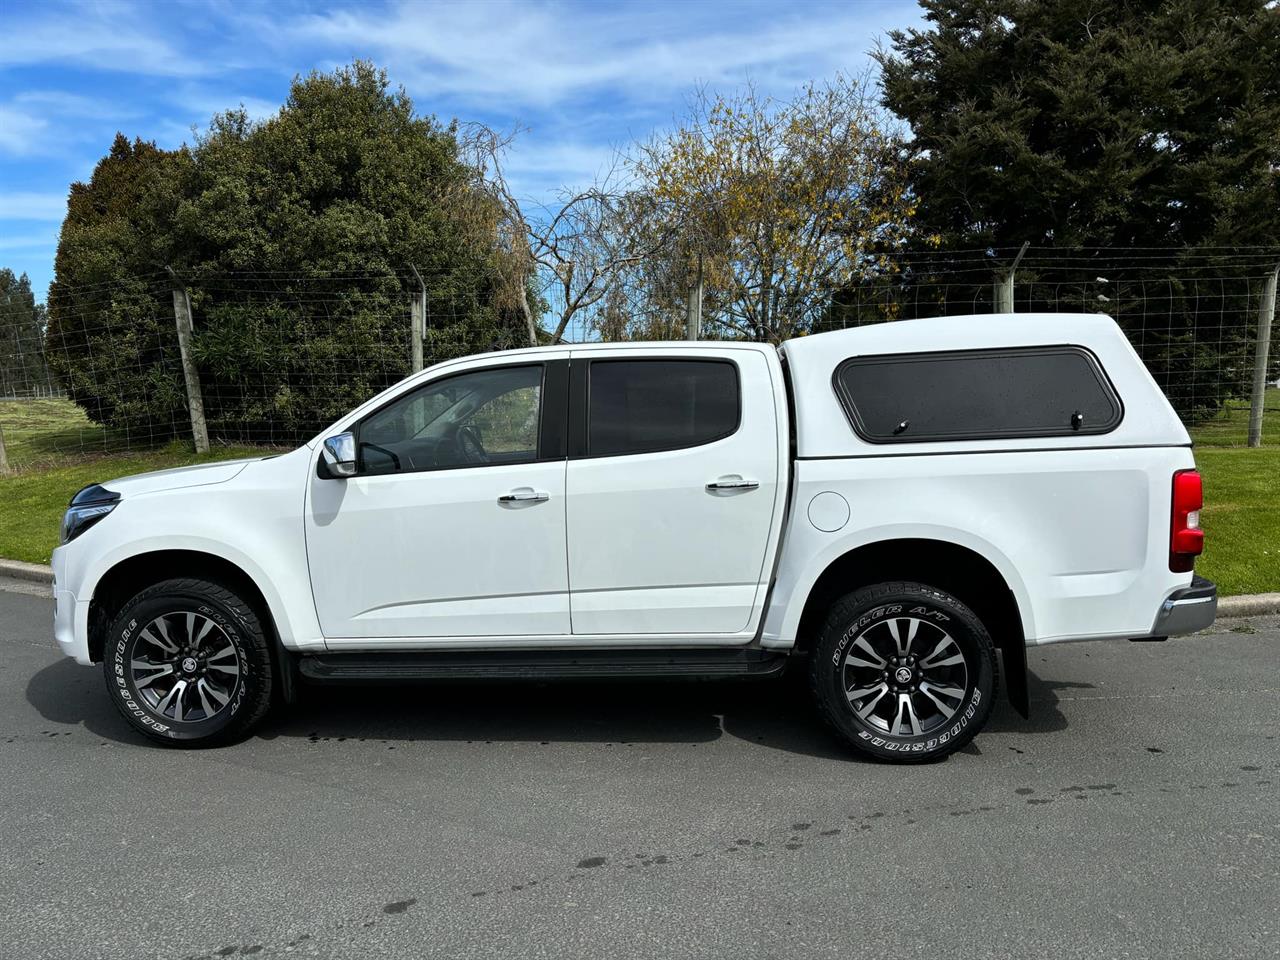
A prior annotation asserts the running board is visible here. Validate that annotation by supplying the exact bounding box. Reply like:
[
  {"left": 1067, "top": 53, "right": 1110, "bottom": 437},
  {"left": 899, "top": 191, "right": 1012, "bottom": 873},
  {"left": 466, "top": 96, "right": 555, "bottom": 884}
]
[{"left": 298, "top": 649, "right": 788, "bottom": 683}]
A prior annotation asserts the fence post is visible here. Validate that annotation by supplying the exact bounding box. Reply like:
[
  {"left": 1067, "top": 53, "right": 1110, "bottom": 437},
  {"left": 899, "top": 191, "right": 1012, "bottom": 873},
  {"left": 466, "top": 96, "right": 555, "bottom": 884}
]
[
  {"left": 165, "top": 267, "right": 210, "bottom": 454},
  {"left": 686, "top": 252, "right": 703, "bottom": 340},
  {"left": 409, "top": 265, "right": 426, "bottom": 373},
  {"left": 992, "top": 241, "right": 1030, "bottom": 313},
  {"left": 1248, "top": 262, "right": 1280, "bottom": 448},
  {"left": 0, "top": 419, "right": 9, "bottom": 475}
]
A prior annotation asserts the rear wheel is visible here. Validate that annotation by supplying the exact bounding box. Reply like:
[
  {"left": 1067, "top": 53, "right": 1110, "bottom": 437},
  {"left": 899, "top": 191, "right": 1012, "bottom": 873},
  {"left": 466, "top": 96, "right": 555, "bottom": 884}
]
[
  {"left": 809, "top": 581, "right": 997, "bottom": 762},
  {"left": 102, "top": 578, "right": 274, "bottom": 747}
]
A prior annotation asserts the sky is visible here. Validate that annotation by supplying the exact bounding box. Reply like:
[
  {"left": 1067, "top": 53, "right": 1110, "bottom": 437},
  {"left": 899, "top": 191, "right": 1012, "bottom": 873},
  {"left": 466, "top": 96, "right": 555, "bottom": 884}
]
[{"left": 0, "top": 0, "right": 922, "bottom": 302}]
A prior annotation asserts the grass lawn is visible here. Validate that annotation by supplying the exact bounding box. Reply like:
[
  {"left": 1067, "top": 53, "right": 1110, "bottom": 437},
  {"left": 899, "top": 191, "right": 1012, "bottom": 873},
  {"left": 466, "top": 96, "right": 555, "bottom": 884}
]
[
  {"left": 1188, "top": 388, "right": 1279, "bottom": 597},
  {"left": 2, "top": 391, "right": 1277, "bottom": 593},
  {"left": 1, "top": 398, "right": 274, "bottom": 564}
]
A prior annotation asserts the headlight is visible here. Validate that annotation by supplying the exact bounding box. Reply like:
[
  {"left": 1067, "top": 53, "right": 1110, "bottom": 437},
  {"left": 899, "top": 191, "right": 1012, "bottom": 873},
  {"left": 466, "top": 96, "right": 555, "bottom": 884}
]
[{"left": 61, "top": 484, "right": 121, "bottom": 544}]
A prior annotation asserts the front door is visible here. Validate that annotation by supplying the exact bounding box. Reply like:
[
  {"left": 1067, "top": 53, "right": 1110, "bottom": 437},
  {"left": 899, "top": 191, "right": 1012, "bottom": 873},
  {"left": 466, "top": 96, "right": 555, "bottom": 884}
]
[
  {"left": 565, "top": 350, "right": 782, "bottom": 636},
  {"left": 306, "top": 359, "right": 570, "bottom": 640}
]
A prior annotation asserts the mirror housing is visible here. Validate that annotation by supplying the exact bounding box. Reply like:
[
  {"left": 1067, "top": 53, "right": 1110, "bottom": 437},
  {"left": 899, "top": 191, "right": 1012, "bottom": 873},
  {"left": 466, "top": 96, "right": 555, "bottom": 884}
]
[{"left": 321, "top": 432, "right": 357, "bottom": 478}]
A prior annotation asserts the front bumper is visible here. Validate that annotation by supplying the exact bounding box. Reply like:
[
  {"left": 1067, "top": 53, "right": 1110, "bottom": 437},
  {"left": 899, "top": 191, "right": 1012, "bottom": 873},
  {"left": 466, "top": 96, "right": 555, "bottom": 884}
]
[
  {"left": 51, "top": 546, "right": 93, "bottom": 665},
  {"left": 1148, "top": 575, "right": 1217, "bottom": 638}
]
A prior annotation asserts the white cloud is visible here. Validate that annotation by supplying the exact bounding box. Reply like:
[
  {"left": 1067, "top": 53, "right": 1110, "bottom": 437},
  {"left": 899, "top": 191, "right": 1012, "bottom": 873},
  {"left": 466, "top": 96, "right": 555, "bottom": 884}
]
[
  {"left": 0, "top": 230, "right": 57, "bottom": 251},
  {"left": 0, "top": 191, "right": 69, "bottom": 221},
  {"left": 0, "top": 107, "right": 49, "bottom": 155},
  {"left": 0, "top": 2, "right": 207, "bottom": 77},
  {"left": 292, "top": 0, "right": 904, "bottom": 110}
]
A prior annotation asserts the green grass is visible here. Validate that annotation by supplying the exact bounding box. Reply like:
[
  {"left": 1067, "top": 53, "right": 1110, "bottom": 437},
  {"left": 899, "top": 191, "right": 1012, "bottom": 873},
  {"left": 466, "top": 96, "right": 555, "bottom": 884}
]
[
  {"left": 2, "top": 392, "right": 1277, "bottom": 593},
  {"left": 0, "top": 398, "right": 274, "bottom": 564},
  {"left": 1187, "top": 387, "right": 1279, "bottom": 596}
]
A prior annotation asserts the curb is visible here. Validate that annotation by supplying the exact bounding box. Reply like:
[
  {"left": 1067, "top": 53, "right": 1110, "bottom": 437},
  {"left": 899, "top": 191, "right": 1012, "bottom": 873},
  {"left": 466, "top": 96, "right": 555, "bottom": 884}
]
[
  {"left": 0, "top": 558, "right": 53, "bottom": 585},
  {"left": 2, "top": 558, "right": 1279, "bottom": 618},
  {"left": 1217, "top": 593, "right": 1280, "bottom": 618}
]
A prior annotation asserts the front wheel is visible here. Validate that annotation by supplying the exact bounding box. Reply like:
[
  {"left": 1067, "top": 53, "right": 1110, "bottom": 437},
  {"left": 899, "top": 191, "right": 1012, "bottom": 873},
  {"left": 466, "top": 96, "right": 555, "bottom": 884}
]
[
  {"left": 809, "top": 582, "right": 998, "bottom": 762},
  {"left": 102, "top": 578, "right": 274, "bottom": 747}
]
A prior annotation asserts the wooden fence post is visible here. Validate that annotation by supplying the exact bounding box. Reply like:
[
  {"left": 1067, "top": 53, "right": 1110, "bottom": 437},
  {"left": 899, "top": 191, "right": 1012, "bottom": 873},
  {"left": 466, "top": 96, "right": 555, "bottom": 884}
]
[
  {"left": 1247, "top": 263, "right": 1279, "bottom": 448},
  {"left": 409, "top": 265, "right": 426, "bottom": 374},
  {"left": 165, "top": 267, "right": 210, "bottom": 454},
  {"left": 0, "top": 419, "right": 9, "bottom": 475}
]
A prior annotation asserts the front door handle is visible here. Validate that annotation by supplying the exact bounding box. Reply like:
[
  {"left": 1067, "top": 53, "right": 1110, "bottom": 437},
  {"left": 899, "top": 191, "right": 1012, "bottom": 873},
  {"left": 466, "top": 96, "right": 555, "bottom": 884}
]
[
  {"left": 706, "top": 477, "right": 760, "bottom": 492},
  {"left": 498, "top": 488, "right": 550, "bottom": 504}
]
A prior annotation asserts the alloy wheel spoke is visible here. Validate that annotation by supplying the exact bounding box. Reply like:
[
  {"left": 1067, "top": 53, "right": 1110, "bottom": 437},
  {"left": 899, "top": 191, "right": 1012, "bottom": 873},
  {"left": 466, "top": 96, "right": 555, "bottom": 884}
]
[
  {"left": 140, "top": 626, "right": 177, "bottom": 656},
  {"left": 131, "top": 661, "right": 174, "bottom": 689},
  {"left": 891, "top": 693, "right": 922, "bottom": 737},
  {"left": 887, "top": 618, "right": 919, "bottom": 659},
  {"left": 196, "top": 678, "right": 229, "bottom": 717},
  {"left": 194, "top": 617, "right": 216, "bottom": 646},
  {"left": 155, "top": 679, "right": 188, "bottom": 720},
  {"left": 850, "top": 635, "right": 886, "bottom": 669},
  {"left": 852, "top": 682, "right": 889, "bottom": 719},
  {"left": 920, "top": 635, "right": 963, "bottom": 669},
  {"left": 919, "top": 681, "right": 964, "bottom": 719}
]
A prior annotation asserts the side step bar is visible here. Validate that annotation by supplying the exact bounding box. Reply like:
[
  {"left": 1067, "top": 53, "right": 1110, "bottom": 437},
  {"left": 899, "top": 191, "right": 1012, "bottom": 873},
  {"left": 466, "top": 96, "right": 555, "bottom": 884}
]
[{"left": 298, "top": 649, "right": 789, "bottom": 683}]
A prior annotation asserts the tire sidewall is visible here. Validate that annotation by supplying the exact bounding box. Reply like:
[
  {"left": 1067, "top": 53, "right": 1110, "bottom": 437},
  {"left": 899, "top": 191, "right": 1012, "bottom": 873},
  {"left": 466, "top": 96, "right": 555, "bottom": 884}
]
[
  {"left": 818, "top": 587, "right": 996, "bottom": 761},
  {"left": 107, "top": 587, "right": 260, "bottom": 744}
]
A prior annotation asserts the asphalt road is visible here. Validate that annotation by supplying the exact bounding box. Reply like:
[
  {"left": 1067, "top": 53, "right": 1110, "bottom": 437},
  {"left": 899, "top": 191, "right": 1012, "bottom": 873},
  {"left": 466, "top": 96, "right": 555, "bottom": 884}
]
[{"left": 1, "top": 580, "right": 1277, "bottom": 960}]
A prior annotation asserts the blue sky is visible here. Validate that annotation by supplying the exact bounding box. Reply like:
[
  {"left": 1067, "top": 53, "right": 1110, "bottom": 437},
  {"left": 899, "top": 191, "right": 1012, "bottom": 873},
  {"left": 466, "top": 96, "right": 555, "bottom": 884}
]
[{"left": 0, "top": 0, "right": 921, "bottom": 301}]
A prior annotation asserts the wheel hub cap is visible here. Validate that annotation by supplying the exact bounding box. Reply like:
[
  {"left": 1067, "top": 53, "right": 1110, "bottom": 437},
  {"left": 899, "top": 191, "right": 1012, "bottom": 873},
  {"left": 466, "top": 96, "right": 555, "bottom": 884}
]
[
  {"left": 181, "top": 656, "right": 198, "bottom": 674},
  {"left": 894, "top": 666, "right": 914, "bottom": 684}
]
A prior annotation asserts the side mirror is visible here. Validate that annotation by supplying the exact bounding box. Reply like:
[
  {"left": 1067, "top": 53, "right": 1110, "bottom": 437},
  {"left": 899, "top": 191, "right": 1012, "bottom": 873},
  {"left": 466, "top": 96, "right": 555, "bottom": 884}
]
[{"left": 321, "top": 432, "right": 357, "bottom": 478}]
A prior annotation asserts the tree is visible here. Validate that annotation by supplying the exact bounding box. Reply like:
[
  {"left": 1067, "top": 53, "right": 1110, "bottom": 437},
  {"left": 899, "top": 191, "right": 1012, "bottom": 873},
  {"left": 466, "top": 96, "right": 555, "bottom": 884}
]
[
  {"left": 47, "top": 63, "right": 522, "bottom": 444},
  {"left": 46, "top": 135, "right": 190, "bottom": 436},
  {"left": 459, "top": 124, "right": 668, "bottom": 345},
  {"left": 877, "top": 0, "right": 1280, "bottom": 416},
  {"left": 617, "top": 75, "right": 918, "bottom": 343},
  {"left": 0, "top": 269, "right": 52, "bottom": 396}
]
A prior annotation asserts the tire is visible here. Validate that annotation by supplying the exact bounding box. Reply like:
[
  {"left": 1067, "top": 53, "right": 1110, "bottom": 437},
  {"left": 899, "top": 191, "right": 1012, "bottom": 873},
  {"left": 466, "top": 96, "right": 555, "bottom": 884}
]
[
  {"left": 102, "top": 577, "right": 274, "bottom": 747},
  {"left": 809, "top": 581, "right": 998, "bottom": 763}
]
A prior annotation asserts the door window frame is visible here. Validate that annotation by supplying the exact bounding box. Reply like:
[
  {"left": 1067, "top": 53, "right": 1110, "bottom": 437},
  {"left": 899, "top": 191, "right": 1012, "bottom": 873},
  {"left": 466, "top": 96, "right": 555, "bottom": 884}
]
[
  {"left": 346, "top": 359, "right": 569, "bottom": 476},
  {"left": 567, "top": 356, "right": 742, "bottom": 460}
]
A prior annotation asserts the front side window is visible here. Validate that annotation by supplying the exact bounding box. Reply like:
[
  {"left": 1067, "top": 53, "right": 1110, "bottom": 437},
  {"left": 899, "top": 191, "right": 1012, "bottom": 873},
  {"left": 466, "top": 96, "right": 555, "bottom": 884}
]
[
  {"left": 359, "top": 364, "right": 543, "bottom": 475},
  {"left": 587, "top": 359, "right": 739, "bottom": 457},
  {"left": 833, "top": 345, "right": 1123, "bottom": 443}
]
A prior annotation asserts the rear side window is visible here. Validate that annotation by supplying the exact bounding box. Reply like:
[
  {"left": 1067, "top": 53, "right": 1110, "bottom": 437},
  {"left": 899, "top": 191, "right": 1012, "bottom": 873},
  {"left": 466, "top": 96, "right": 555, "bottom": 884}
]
[
  {"left": 833, "top": 345, "right": 1122, "bottom": 443},
  {"left": 588, "top": 359, "right": 739, "bottom": 456}
]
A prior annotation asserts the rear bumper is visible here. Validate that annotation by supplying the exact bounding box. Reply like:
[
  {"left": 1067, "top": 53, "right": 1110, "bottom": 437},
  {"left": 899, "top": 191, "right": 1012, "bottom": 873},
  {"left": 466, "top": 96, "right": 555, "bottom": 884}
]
[{"left": 1148, "top": 575, "right": 1217, "bottom": 638}]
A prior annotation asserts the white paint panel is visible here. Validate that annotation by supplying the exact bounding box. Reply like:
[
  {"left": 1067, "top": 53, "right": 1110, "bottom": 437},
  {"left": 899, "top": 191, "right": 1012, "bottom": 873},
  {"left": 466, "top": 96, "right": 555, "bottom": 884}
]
[{"left": 306, "top": 460, "right": 569, "bottom": 638}]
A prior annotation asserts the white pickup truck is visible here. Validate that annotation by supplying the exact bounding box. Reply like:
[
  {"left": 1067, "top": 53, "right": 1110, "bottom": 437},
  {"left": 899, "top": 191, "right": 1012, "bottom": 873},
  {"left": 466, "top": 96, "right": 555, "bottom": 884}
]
[{"left": 51, "top": 313, "right": 1216, "bottom": 760}]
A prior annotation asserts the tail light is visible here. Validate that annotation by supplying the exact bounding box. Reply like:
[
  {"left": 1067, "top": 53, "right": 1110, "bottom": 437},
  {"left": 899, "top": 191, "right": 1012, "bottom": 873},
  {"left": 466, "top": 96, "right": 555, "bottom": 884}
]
[{"left": 1169, "top": 469, "right": 1203, "bottom": 572}]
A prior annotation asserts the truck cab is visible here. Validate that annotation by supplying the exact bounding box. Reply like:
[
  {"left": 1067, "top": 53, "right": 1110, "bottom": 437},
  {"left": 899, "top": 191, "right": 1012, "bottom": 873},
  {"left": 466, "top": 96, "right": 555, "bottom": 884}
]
[{"left": 51, "top": 313, "right": 1215, "bottom": 760}]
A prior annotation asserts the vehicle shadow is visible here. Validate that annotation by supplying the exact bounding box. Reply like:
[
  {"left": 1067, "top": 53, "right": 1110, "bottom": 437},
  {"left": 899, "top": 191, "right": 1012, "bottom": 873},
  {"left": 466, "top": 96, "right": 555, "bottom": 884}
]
[{"left": 26, "top": 656, "right": 1078, "bottom": 760}]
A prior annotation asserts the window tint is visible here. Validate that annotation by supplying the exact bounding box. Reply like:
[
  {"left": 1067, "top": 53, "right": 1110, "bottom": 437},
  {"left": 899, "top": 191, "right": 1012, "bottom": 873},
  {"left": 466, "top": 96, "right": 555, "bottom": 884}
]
[
  {"left": 833, "top": 346, "right": 1122, "bottom": 443},
  {"left": 359, "top": 365, "right": 542, "bottom": 474},
  {"left": 587, "top": 359, "right": 739, "bottom": 457}
]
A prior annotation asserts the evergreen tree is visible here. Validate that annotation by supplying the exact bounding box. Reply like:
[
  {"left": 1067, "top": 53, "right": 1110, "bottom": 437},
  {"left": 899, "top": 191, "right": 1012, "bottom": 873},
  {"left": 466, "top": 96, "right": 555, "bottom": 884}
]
[
  {"left": 876, "top": 0, "right": 1280, "bottom": 417},
  {"left": 0, "top": 269, "right": 52, "bottom": 396}
]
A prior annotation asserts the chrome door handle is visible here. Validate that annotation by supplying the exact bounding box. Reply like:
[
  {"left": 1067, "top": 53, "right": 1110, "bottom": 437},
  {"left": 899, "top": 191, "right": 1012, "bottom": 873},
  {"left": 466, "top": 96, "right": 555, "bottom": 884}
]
[
  {"left": 706, "top": 478, "right": 760, "bottom": 491},
  {"left": 498, "top": 488, "right": 550, "bottom": 503}
]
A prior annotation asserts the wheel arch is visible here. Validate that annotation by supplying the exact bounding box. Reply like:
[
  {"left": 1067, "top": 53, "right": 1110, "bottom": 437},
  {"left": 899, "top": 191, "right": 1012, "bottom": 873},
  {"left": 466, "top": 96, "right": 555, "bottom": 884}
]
[
  {"left": 790, "top": 537, "right": 1030, "bottom": 716},
  {"left": 87, "top": 549, "right": 282, "bottom": 668}
]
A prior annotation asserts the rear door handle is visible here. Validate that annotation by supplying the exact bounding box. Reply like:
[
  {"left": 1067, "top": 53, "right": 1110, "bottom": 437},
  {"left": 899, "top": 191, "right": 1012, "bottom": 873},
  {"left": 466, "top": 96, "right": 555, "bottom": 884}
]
[
  {"left": 498, "top": 488, "right": 550, "bottom": 504},
  {"left": 706, "top": 477, "right": 760, "bottom": 491}
]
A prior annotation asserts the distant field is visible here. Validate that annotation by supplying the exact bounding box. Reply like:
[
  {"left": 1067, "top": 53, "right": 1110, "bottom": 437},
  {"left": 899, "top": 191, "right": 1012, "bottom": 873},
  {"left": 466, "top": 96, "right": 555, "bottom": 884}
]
[{"left": 1, "top": 392, "right": 1276, "bottom": 592}]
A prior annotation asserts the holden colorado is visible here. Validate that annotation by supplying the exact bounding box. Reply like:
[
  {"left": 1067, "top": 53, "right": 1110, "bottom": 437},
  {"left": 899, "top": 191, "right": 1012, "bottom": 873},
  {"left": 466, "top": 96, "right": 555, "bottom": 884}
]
[{"left": 51, "top": 313, "right": 1216, "bottom": 761}]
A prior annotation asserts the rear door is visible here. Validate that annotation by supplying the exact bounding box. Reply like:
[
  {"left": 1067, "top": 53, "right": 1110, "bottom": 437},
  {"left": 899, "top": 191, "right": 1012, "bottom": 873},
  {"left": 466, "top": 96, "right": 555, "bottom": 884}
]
[{"left": 564, "top": 347, "right": 784, "bottom": 636}]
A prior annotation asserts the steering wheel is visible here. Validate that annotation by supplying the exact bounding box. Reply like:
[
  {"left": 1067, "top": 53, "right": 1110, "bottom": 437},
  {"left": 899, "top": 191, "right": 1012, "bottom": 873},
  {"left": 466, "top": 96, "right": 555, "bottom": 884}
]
[{"left": 456, "top": 425, "right": 488, "bottom": 464}]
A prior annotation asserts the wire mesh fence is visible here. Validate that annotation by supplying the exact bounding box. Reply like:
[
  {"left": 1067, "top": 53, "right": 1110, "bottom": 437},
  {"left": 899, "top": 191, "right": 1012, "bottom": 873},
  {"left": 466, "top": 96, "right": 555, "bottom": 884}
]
[{"left": 1, "top": 249, "right": 1276, "bottom": 472}]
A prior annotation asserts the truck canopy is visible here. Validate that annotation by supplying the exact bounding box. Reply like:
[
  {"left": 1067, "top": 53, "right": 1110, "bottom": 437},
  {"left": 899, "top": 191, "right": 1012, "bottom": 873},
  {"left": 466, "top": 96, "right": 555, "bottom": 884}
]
[{"left": 780, "top": 313, "right": 1189, "bottom": 459}]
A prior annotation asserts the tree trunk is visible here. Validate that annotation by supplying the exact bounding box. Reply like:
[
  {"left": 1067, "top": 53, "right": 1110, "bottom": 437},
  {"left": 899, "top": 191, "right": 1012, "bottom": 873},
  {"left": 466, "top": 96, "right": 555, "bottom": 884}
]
[{"left": 518, "top": 280, "right": 539, "bottom": 347}]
